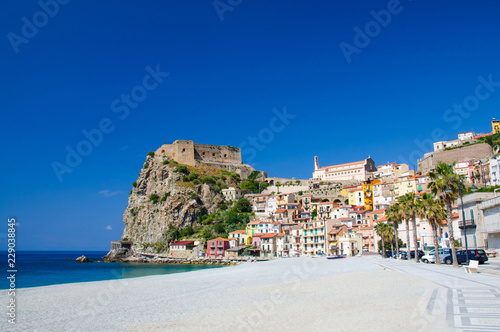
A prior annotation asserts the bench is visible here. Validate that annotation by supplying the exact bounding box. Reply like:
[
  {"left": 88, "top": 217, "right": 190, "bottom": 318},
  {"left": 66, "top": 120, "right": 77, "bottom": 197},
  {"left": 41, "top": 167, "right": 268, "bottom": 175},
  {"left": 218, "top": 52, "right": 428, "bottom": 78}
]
[{"left": 464, "top": 260, "right": 479, "bottom": 273}]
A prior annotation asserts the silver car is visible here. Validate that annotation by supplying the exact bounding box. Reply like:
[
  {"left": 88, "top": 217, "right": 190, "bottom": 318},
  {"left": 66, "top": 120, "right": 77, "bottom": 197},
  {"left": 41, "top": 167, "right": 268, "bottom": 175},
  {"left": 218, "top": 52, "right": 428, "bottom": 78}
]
[{"left": 422, "top": 248, "right": 451, "bottom": 263}]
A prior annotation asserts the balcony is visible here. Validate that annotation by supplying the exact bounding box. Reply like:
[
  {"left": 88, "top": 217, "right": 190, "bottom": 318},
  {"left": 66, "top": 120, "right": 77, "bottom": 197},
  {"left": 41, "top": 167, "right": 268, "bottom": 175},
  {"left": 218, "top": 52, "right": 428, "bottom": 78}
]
[{"left": 458, "top": 220, "right": 477, "bottom": 230}]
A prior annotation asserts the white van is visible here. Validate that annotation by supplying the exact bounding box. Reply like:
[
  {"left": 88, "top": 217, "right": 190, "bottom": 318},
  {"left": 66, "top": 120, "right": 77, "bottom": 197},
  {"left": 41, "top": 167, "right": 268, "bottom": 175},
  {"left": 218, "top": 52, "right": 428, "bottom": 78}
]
[{"left": 422, "top": 248, "right": 452, "bottom": 263}]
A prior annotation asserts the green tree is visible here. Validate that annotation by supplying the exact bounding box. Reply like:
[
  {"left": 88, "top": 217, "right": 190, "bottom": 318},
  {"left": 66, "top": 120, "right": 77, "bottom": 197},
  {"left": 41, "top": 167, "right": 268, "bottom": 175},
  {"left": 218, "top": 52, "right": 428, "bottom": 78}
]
[
  {"left": 398, "top": 193, "right": 419, "bottom": 262},
  {"left": 311, "top": 208, "right": 317, "bottom": 219},
  {"left": 419, "top": 193, "right": 447, "bottom": 265},
  {"left": 428, "top": 162, "right": 461, "bottom": 267},
  {"left": 248, "top": 170, "right": 260, "bottom": 181},
  {"left": 387, "top": 202, "right": 404, "bottom": 259},
  {"left": 375, "top": 222, "right": 393, "bottom": 257},
  {"left": 241, "top": 181, "right": 258, "bottom": 193},
  {"left": 213, "top": 222, "right": 225, "bottom": 234},
  {"left": 180, "top": 225, "right": 194, "bottom": 237},
  {"left": 233, "top": 198, "right": 252, "bottom": 213}
]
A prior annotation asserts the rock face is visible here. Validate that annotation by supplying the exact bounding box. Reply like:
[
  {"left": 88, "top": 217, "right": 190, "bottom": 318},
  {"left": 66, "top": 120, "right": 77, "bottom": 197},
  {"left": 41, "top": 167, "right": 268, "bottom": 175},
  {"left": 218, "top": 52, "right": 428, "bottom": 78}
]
[
  {"left": 103, "top": 248, "right": 133, "bottom": 262},
  {"left": 121, "top": 153, "right": 227, "bottom": 245},
  {"left": 76, "top": 255, "right": 92, "bottom": 263}
]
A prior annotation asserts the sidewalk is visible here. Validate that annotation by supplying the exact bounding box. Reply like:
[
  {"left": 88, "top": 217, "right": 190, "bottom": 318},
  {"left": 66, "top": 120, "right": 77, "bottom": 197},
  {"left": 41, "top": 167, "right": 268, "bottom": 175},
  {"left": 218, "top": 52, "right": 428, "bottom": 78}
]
[{"left": 364, "top": 255, "right": 500, "bottom": 331}]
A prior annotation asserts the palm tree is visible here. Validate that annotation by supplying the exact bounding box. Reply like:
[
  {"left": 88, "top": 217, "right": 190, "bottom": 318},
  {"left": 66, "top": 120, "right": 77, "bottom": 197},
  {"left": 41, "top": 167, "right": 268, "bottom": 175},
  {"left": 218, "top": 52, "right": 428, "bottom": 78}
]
[
  {"left": 375, "top": 222, "right": 392, "bottom": 257},
  {"left": 384, "top": 223, "right": 395, "bottom": 257},
  {"left": 399, "top": 193, "right": 419, "bottom": 262},
  {"left": 428, "top": 162, "right": 460, "bottom": 268},
  {"left": 420, "top": 193, "right": 447, "bottom": 265},
  {"left": 387, "top": 203, "right": 403, "bottom": 259}
]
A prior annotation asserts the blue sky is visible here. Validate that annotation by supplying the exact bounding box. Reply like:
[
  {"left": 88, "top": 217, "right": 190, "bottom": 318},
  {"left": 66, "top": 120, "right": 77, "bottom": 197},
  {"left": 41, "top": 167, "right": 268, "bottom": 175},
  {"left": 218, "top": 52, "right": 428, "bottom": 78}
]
[{"left": 1, "top": 0, "right": 500, "bottom": 250}]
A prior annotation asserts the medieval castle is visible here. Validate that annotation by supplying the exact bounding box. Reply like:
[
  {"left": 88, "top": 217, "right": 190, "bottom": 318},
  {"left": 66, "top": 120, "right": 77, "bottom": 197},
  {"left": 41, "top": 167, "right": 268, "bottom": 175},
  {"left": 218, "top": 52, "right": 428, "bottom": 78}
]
[{"left": 155, "top": 140, "right": 259, "bottom": 179}]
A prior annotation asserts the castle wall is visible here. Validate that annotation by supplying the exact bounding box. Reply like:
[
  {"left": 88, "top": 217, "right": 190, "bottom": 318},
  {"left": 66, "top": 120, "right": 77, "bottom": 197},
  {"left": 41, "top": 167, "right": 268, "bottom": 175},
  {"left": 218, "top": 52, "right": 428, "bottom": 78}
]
[
  {"left": 154, "top": 141, "right": 254, "bottom": 177},
  {"left": 418, "top": 143, "right": 493, "bottom": 173},
  {"left": 193, "top": 143, "right": 242, "bottom": 165}
]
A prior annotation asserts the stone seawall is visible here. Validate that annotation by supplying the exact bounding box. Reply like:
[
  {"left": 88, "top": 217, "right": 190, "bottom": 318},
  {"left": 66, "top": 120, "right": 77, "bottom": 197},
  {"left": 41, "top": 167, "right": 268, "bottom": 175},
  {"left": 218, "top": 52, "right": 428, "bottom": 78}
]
[{"left": 104, "top": 249, "right": 266, "bottom": 265}]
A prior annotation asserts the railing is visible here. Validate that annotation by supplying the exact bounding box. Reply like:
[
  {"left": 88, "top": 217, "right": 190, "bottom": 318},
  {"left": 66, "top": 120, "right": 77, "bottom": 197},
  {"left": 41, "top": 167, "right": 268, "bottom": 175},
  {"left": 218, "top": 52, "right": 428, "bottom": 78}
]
[{"left": 458, "top": 219, "right": 477, "bottom": 229}]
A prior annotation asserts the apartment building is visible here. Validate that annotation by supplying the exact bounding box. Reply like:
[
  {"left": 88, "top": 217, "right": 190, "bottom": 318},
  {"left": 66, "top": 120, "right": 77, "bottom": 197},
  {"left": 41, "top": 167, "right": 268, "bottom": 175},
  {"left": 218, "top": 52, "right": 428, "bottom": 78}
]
[{"left": 302, "top": 219, "right": 340, "bottom": 255}]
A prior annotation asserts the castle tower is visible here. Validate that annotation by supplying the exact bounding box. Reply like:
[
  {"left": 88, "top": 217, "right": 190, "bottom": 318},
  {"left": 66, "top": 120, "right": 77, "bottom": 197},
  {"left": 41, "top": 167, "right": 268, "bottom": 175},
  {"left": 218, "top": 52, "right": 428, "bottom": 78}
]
[{"left": 314, "top": 156, "right": 319, "bottom": 171}]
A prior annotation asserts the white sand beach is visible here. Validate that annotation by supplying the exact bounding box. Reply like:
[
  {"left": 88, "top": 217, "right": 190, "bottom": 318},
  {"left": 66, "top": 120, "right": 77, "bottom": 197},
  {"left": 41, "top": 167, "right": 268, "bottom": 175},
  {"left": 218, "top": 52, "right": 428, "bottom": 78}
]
[{"left": 3, "top": 256, "right": 454, "bottom": 331}]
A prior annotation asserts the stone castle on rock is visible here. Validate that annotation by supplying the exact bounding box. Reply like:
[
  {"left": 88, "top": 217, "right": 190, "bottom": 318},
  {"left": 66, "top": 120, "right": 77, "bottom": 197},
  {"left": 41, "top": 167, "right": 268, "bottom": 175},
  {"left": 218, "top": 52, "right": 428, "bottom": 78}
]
[{"left": 155, "top": 140, "right": 258, "bottom": 179}]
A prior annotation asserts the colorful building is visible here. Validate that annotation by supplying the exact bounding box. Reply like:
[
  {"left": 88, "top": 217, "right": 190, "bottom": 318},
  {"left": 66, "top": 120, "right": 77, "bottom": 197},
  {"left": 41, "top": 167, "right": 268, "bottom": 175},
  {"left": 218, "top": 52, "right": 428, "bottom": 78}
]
[
  {"left": 228, "top": 230, "right": 248, "bottom": 246},
  {"left": 206, "top": 238, "right": 230, "bottom": 258}
]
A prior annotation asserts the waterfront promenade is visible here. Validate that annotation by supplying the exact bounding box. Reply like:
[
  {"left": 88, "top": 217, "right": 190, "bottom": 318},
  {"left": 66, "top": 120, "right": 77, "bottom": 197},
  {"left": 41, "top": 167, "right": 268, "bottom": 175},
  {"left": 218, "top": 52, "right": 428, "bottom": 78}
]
[
  {"left": 2, "top": 256, "right": 499, "bottom": 331},
  {"left": 365, "top": 255, "right": 500, "bottom": 331}
]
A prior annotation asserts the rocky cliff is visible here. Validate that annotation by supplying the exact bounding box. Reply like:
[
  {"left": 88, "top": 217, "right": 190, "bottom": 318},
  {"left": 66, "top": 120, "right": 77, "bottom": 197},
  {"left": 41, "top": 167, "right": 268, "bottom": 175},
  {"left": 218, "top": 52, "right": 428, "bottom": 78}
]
[{"left": 121, "top": 152, "right": 229, "bottom": 245}]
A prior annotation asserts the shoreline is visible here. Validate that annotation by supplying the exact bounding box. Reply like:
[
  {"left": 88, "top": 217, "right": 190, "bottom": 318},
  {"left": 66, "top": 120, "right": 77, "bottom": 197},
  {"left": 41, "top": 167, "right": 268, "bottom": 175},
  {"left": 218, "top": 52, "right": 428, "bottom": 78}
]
[{"left": 1, "top": 256, "right": 453, "bottom": 331}]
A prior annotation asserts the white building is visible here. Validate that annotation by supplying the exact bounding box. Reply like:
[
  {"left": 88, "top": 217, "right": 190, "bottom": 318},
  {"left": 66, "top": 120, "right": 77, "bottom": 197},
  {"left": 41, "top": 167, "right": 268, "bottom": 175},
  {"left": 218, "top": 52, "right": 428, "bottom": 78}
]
[
  {"left": 433, "top": 139, "right": 460, "bottom": 151},
  {"left": 458, "top": 131, "right": 475, "bottom": 141},
  {"left": 374, "top": 163, "right": 409, "bottom": 181},
  {"left": 267, "top": 195, "right": 277, "bottom": 216},
  {"left": 339, "top": 231, "right": 363, "bottom": 256},
  {"left": 478, "top": 196, "right": 500, "bottom": 251},
  {"left": 489, "top": 157, "right": 500, "bottom": 186},
  {"left": 312, "top": 156, "right": 377, "bottom": 182},
  {"left": 222, "top": 187, "right": 243, "bottom": 201}
]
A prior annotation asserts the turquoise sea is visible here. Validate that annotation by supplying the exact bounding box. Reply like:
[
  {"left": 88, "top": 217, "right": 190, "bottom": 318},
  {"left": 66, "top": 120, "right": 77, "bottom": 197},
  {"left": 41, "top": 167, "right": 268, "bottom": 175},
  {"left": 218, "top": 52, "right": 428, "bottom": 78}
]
[{"left": 1, "top": 251, "right": 224, "bottom": 289}]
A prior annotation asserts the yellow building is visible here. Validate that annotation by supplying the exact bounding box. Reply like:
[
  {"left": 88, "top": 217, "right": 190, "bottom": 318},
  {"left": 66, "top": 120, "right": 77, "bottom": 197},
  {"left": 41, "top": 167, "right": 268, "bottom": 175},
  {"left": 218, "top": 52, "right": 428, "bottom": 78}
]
[
  {"left": 228, "top": 230, "right": 248, "bottom": 246},
  {"left": 493, "top": 118, "right": 500, "bottom": 134},
  {"left": 245, "top": 220, "right": 260, "bottom": 244},
  {"left": 341, "top": 185, "right": 359, "bottom": 197},
  {"left": 348, "top": 188, "right": 364, "bottom": 206},
  {"left": 362, "top": 179, "right": 378, "bottom": 210}
]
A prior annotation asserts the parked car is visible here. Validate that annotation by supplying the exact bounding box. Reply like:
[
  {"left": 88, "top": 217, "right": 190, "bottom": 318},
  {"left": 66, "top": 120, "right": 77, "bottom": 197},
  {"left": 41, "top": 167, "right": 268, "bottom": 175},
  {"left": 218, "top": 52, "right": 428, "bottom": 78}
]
[
  {"left": 399, "top": 250, "right": 424, "bottom": 260},
  {"left": 382, "top": 250, "right": 393, "bottom": 258},
  {"left": 422, "top": 248, "right": 452, "bottom": 264},
  {"left": 442, "top": 249, "right": 488, "bottom": 265},
  {"left": 460, "top": 249, "right": 488, "bottom": 264}
]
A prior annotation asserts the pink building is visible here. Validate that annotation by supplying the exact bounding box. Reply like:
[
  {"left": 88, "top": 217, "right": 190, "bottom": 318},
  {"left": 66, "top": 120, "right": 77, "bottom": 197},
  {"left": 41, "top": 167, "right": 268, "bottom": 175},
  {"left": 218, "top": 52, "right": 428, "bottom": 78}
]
[
  {"left": 206, "top": 238, "right": 230, "bottom": 258},
  {"left": 251, "top": 233, "right": 266, "bottom": 248}
]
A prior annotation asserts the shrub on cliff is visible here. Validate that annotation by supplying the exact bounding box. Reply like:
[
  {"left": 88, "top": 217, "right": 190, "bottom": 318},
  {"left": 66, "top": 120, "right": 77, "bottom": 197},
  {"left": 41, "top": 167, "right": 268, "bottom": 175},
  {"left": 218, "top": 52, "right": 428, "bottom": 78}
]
[
  {"left": 180, "top": 225, "right": 194, "bottom": 237},
  {"left": 160, "top": 192, "right": 170, "bottom": 203},
  {"left": 201, "top": 176, "right": 217, "bottom": 184},
  {"left": 149, "top": 193, "right": 160, "bottom": 204},
  {"left": 248, "top": 170, "right": 260, "bottom": 181},
  {"left": 175, "top": 165, "right": 189, "bottom": 174},
  {"left": 187, "top": 172, "right": 199, "bottom": 181},
  {"left": 147, "top": 151, "right": 155, "bottom": 157}
]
